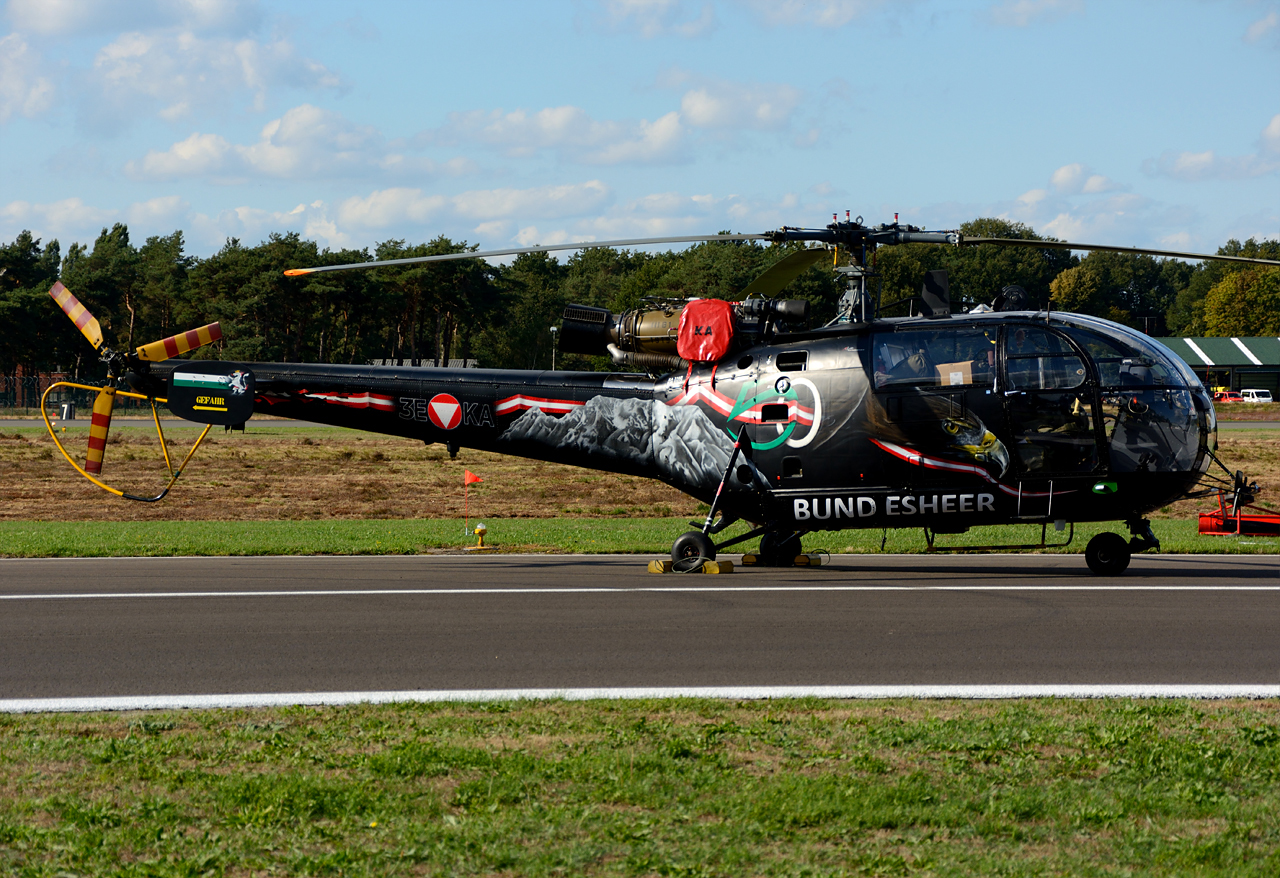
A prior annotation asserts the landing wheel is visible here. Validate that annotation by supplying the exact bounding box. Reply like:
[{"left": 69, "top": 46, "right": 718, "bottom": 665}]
[
  {"left": 758, "top": 531, "right": 803, "bottom": 567},
  {"left": 671, "top": 531, "right": 716, "bottom": 571},
  {"left": 1085, "top": 532, "right": 1131, "bottom": 576}
]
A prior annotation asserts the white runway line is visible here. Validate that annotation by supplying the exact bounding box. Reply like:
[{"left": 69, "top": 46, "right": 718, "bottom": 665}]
[
  {"left": 4, "top": 686, "right": 1280, "bottom": 713},
  {"left": 5, "top": 583, "right": 1280, "bottom": 600}
]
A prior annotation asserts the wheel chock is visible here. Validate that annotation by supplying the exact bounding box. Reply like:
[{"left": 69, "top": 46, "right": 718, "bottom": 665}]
[
  {"left": 647, "top": 559, "right": 734, "bottom": 574},
  {"left": 741, "top": 553, "right": 759, "bottom": 566},
  {"left": 793, "top": 553, "right": 823, "bottom": 567}
]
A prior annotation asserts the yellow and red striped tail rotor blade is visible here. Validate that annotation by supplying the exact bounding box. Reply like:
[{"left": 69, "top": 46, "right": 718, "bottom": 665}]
[
  {"left": 85, "top": 386, "right": 116, "bottom": 476},
  {"left": 135, "top": 322, "right": 222, "bottom": 362},
  {"left": 48, "top": 282, "right": 104, "bottom": 350}
]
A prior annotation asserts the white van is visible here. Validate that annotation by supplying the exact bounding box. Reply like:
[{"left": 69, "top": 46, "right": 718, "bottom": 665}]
[{"left": 1240, "top": 389, "right": 1274, "bottom": 403}]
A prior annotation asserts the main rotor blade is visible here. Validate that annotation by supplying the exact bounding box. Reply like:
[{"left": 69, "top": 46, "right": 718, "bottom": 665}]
[
  {"left": 135, "top": 322, "right": 223, "bottom": 363},
  {"left": 739, "top": 247, "right": 830, "bottom": 297},
  {"left": 958, "top": 236, "right": 1280, "bottom": 267},
  {"left": 85, "top": 385, "right": 116, "bottom": 476},
  {"left": 48, "top": 282, "right": 104, "bottom": 350},
  {"left": 283, "top": 234, "right": 767, "bottom": 276}
]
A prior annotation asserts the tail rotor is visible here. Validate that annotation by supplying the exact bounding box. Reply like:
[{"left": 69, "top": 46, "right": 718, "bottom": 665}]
[{"left": 45, "top": 282, "right": 228, "bottom": 499}]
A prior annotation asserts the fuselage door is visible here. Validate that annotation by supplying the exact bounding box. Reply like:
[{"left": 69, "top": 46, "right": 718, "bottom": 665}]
[{"left": 1002, "top": 325, "right": 1100, "bottom": 476}]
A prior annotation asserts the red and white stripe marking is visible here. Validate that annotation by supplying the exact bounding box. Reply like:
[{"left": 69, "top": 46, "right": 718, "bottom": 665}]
[
  {"left": 870, "top": 438, "right": 1071, "bottom": 498},
  {"left": 494, "top": 394, "right": 584, "bottom": 416},
  {"left": 668, "top": 384, "right": 814, "bottom": 425},
  {"left": 302, "top": 392, "right": 395, "bottom": 411}
]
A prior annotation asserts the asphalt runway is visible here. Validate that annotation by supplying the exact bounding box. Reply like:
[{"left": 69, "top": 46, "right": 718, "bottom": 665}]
[{"left": 2, "top": 553, "right": 1279, "bottom": 708}]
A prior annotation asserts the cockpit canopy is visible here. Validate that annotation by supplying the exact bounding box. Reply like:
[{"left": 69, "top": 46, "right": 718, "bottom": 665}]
[
  {"left": 869, "top": 313, "right": 1210, "bottom": 478},
  {"left": 870, "top": 314, "right": 1203, "bottom": 392}
]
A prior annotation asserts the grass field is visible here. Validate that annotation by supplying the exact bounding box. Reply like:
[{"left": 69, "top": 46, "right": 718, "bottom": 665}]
[{"left": 3, "top": 699, "right": 1280, "bottom": 876}]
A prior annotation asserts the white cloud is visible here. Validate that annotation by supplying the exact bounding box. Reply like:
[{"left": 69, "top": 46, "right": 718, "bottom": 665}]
[
  {"left": 985, "top": 0, "right": 1084, "bottom": 28},
  {"left": 428, "top": 105, "right": 689, "bottom": 165},
  {"left": 84, "top": 28, "right": 341, "bottom": 128},
  {"left": 126, "top": 195, "right": 189, "bottom": 226},
  {"left": 1159, "top": 231, "right": 1194, "bottom": 248},
  {"left": 0, "top": 195, "right": 190, "bottom": 243},
  {"left": 1143, "top": 113, "right": 1280, "bottom": 181},
  {"left": 0, "top": 197, "right": 114, "bottom": 233},
  {"left": 679, "top": 81, "right": 802, "bottom": 130},
  {"left": 330, "top": 181, "right": 612, "bottom": 234},
  {"left": 189, "top": 201, "right": 342, "bottom": 249},
  {"left": 739, "top": 0, "right": 890, "bottom": 28},
  {"left": 452, "top": 182, "right": 612, "bottom": 220},
  {"left": 589, "top": 112, "right": 685, "bottom": 163},
  {"left": 595, "top": 0, "right": 716, "bottom": 38},
  {"left": 126, "top": 105, "right": 475, "bottom": 182},
  {"left": 514, "top": 226, "right": 579, "bottom": 247},
  {"left": 1245, "top": 11, "right": 1279, "bottom": 44},
  {"left": 1082, "top": 175, "right": 1118, "bottom": 194},
  {"left": 994, "top": 179, "right": 1207, "bottom": 250},
  {"left": 6, "top": 0, "right": 262, "bottom": 37},
  {"left": 1035, "top": 193, "right": 1155, "bottom": 242},
  {"left": 984, "top": 163, "right": 1208, "bottom": 248},
  {"left": 1263, "top": 113, "right": 1280, "bottom": 152},
  {"left": 335, "top": 189, "right": 447, "bottom": 229},
  {"left": 127, "top": 132, "right": 232, "bottom": 179},
  {"left": 421, "top": 73, "right": 806, "bottom": 166},
  {"left": 237, "top": 104, "right": 378, "bottom": 176},
  {"left": 1049, "top": 163, "right": 1121, "bottom": 195},
  {"left": 127, "top": 184, "right": 826, "bottom": 256},
  {"left": 0, "top": 33, "right": 54, "bottom": 122}
]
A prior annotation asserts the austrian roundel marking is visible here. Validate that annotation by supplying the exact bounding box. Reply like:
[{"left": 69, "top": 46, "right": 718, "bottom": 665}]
[{"left": 428, "top": 393, "right": 462, "bottom": 430}]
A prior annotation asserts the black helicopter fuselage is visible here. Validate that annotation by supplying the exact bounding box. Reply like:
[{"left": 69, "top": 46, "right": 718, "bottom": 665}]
[{"left": 162, "top": 309, "right": 1214, "bottom": 534}]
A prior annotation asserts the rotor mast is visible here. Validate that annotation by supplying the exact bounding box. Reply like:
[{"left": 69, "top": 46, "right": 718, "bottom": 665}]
[{"left": 766, "top": 212, "right": 959, "bottom": 323}]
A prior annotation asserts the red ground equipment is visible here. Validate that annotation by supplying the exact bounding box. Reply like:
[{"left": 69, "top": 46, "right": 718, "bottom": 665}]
[{"left": 1198, "top": 490, "right": 1280, "bottom": 535}]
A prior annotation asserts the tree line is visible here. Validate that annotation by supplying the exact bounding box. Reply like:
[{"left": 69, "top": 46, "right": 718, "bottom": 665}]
[{"left": 2, "top": 218, "right": 1277, "bottom": 380}]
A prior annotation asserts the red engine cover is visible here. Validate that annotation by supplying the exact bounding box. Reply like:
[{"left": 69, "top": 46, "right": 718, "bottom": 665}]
[{"left": 677, "top": 299, "right": 734, "bottom": 362}]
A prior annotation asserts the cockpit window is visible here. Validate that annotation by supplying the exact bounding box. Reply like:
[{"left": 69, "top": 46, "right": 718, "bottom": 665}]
[
  {"left": 1062, "top": 325, "right": 1191, "bottom": 388},
  {"left": 1006, "top": 327, "right": 1074, "bottom": 356},
  {"left": 1005, "top": 326, "right": 1086, "bottom": 390},
  {"left": 873, "top": 327, "right": 997, "bottom": 389}
]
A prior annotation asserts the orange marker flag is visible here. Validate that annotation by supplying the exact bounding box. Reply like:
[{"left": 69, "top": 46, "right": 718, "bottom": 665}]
[{"left": 463, "top": 470, "right": 483, "bottom": 535}]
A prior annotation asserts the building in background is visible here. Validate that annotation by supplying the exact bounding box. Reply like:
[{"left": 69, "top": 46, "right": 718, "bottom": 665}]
[{"left": 1158, "top": 337, "right": 1280, "bottom": 394}]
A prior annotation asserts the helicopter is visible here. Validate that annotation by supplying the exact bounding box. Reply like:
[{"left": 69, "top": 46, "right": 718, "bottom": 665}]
[{"left": 42, "top": 215, "right": 1280, "bottom": 575}]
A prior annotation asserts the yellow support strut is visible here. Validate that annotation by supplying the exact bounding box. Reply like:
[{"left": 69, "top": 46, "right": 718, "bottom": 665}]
[{"left": 41, "top": 381, "right": 212, "bottom": 502}]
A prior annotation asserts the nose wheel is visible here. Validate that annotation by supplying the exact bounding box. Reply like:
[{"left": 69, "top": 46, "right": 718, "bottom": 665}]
[{"left": 1085, "top": 532, "right": 1131, "bottom": 576}]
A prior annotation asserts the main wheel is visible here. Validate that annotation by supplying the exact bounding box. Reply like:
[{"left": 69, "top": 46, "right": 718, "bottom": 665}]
[
  {"left": 758, "top": 531, "right": 803, "bottom": 567},
  {"left": 671, "top": 531, "right": 716, "bottom": 571},
  {"left": 1085, "top": 532, "right": 1131, "bottom": 576}
]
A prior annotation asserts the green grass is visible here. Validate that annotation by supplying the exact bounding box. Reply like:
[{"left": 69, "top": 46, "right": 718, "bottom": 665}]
[
  {"left": 2, "top": 699, "right": 1280, "bottom": 876},
  {"left": 0, "top": 517, "right": 1276, "bottom": 558}
]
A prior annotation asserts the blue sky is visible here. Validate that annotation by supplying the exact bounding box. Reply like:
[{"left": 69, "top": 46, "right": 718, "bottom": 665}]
[{"left": 1, "top": 0, "right": 1277, "bottom": 260}]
